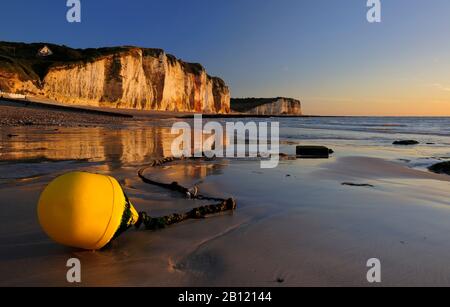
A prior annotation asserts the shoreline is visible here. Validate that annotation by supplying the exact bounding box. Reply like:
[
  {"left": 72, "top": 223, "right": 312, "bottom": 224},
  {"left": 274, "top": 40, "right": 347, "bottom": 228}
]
[
  {"left": 176, "top": 114, "right": 327, "bottom": 119},
  {"left": 0, "top": 96, "right": 327, "bottom": 127},
  {"left": 1, "top": 97, "right": 449, "bottom": 123},
  {"left": 1, "top": 96, "right": 323, "bottom": 120}
]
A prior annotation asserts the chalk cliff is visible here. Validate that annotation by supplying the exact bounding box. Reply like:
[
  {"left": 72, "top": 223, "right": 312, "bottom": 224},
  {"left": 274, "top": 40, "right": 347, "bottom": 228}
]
[
  {"left": 0, "top": 42, "right": 230, "bottom": 113},
  {"left": 231, "top": 97, "right": 302, "bottom": 115}
]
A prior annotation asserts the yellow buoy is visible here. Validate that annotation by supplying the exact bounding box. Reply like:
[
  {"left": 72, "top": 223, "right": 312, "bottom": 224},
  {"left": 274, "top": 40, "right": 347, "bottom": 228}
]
[{"left": 37, "top": 172, "right": 139, "bottom": 250}]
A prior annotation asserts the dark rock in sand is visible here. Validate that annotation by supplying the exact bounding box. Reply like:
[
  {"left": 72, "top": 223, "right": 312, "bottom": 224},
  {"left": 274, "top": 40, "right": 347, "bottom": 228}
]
[
  {"left": 276, "top": 277, "right": 285, "bottom": 283},
  {"left": 296, "top": 146, "right": 333, "bottom": 158},
  {"left": 342, "top": 182, "right": 375, "bottom": 188},
  {"left": 393, "top": 140, "right": 419, "bottom": 145},
  {"left": 428, "top": 161, "right": 450, "bottom": 175}
]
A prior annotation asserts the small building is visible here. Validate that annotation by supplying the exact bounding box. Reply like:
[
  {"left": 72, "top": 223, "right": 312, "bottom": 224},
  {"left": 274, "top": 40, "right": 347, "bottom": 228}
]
[{"left": 37, "top": 45, "right": 53, "bottom": 57}]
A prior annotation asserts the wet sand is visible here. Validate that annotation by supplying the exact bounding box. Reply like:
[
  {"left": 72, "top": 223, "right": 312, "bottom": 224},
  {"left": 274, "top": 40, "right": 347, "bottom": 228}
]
[{"left": 1, "top": 109, "right": 450, "bottom": 286}]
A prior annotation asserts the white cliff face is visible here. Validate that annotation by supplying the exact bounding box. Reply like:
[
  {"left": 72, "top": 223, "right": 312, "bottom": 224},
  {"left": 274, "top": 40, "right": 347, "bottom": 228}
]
[
  {"left": 42, "top": 48, "right": 230, "bottom": 113},
  {"left": 231, "top": 98, "right": 302, "bottom": 115},
  {"left": 1, "top": 46, "right": 230, "bottom": 113},
  {"left": 43, "top": 59, "right": 108, "bottom": 106}
]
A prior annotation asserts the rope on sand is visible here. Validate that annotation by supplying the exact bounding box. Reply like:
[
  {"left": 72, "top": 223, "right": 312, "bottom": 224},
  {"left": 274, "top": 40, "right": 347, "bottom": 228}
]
[{"left": 135, "top": 156, "right": 237, "bottom": 231}]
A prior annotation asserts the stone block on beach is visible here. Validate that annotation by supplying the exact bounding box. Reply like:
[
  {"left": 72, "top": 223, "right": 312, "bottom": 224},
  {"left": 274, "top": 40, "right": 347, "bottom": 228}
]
[
  {"left": 296, "top": 146, "right": 333, "bottom": 158},
  {"left": 393, "top": 140, "right": 419, "bottom": 145}
]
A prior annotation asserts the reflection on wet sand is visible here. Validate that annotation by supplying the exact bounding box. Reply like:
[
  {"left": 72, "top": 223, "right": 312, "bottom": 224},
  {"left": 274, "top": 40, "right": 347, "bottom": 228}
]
[
  {"left": 0, "top": 123, "right": 232, "bottom": 189},
  {"left": 144, "top": 160, "right": 228, "bottom": 188},
  {"left": 0, "top": 125, "right": 176, "bottom": 165},
  {"left": 0, "top": 123, "right": 237, "bottom": 166}
]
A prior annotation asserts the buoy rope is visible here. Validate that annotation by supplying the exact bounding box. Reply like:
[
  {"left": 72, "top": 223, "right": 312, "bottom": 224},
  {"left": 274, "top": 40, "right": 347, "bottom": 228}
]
[{"left": 135, "top": 156, "right": 237, "bottom": 231}]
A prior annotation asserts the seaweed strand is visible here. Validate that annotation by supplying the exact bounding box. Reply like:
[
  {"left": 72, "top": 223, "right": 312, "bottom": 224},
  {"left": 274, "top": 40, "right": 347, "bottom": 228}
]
[{"left": 135, "top": 156, "right": 237, "bottom": 230}]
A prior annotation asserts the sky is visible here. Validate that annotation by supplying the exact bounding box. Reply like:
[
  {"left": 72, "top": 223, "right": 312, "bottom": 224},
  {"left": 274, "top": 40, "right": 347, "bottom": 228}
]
[{"left": 1, "top": 0, "right": 450, "bottom": 116}]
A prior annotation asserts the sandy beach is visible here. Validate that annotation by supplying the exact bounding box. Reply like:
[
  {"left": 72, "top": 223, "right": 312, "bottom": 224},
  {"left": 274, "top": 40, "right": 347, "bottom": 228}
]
[{"left": 1, "top": 101, "right": 450, "bottom": 286}]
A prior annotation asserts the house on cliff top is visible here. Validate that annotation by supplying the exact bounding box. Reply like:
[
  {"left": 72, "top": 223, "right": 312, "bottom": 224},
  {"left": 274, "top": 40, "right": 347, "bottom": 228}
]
[{"left": 37, "top": 45, "right": 53, "bottom": 57}]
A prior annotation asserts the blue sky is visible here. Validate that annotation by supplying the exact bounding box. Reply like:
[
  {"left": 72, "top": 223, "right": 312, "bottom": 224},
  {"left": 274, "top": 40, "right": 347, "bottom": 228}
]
[{"left": 1, "top": 0, "right": 450, "bottom": 115}]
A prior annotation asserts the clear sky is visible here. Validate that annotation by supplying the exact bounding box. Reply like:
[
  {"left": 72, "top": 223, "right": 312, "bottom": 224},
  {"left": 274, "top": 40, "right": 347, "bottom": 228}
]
[{"left": 1, "top": 0, "right": 449, "bottom": 115}]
